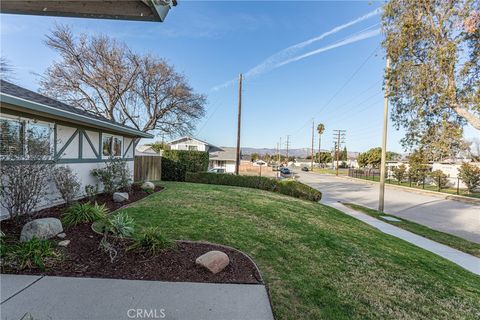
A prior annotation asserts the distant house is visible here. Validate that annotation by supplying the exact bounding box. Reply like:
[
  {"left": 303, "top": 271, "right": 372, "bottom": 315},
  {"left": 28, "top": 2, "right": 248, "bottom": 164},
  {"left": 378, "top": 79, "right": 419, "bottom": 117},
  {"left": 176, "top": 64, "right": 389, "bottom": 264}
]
[
  {"left": 167, "top": 136, "right": 238, "bottom": 173},
  {"left": 135, "top": 144, "right": 160, "bottom": 156},
  {"left": 0, "top": 80, "right": 152, "bottom": 214}
]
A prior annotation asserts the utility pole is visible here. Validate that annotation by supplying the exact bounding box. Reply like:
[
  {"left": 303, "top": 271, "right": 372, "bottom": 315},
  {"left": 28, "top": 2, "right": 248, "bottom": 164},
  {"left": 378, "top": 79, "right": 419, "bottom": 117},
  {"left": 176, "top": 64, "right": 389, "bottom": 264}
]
[
  {"left": 286, "top": 135, "right": 290, "bottom": 162},
  {"left": 379, "top": 57, "right": 391, "bottom": 212},
  {"left": 235, "top": 73, "right": 242, "bottom": 175},
  {"left": 333, "top": 129, "right": 346, "bottom": 176},
  {"left": 311, "top": 119, "right": 314, "bottom": 170},
  {"left": 279, "top": 137, "right": 282, "bottom": 164}
]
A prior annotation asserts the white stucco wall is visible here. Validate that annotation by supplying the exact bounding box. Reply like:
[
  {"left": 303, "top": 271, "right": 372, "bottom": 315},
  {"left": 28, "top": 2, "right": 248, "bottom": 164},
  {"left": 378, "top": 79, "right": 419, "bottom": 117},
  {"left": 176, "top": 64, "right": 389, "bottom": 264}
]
[{"left": 170, "top": 139, "right": 208, "bottom": 151}]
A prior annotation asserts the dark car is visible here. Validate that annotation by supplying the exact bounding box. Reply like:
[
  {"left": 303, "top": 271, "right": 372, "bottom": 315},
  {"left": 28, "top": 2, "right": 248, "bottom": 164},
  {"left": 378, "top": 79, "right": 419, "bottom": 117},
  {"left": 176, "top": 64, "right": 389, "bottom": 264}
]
[
  {"left": 280, "top": 167, "right": 291, "bottom": 175},
  {"left": 301, "top": 166, "right": 309, "bottom": 172}
]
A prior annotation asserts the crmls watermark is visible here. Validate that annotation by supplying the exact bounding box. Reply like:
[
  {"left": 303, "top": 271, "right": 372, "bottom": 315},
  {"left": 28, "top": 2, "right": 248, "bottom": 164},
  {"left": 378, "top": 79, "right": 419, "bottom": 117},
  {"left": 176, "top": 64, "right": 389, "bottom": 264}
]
[{"left": 127, "top": 308, "right": 166, "bottom": 319}]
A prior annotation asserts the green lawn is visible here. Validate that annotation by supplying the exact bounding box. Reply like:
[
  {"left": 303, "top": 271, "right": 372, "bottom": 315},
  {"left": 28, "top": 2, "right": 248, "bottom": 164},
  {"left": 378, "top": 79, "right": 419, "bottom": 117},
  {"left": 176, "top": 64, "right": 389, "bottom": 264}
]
[
  {"left": 311, "top": 168, "right": 348, "bottom": 175},
  {"left": 117, "top": 182, "right": 480, "bottom": 319},
  {"left": 343, "top": 203, "right": 480, "bottom": 258}
]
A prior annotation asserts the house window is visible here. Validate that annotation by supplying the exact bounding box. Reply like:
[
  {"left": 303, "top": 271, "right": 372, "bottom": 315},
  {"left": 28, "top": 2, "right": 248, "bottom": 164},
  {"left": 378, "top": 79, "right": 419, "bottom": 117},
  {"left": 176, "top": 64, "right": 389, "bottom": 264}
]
[
  {"left": 102, "top": 134, "right": 122, "bottom": 158},
  {"left": 188, "top": 145, "right": 198, "bottom": 151},
  {"left": 217, "top": 160, "right": 226, "bottom": 167},
  {"left": 0, "top": 117, "right": 24, "bottom": 156},
  {"left": 0, "top": 116, "right": 53, "bottom": 157}
]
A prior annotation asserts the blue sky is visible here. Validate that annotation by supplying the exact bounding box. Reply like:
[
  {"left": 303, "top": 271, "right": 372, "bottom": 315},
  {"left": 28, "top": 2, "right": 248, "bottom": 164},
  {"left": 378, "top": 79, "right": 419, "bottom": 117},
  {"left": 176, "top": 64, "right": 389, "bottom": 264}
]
[{"left": 1, "top": 1, "right": 477, "bottom": 153}]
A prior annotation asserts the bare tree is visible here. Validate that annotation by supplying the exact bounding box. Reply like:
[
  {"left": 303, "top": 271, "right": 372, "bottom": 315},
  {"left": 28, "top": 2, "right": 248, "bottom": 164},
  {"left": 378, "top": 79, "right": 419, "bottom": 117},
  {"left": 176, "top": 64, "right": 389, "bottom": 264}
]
[
  {"left": 1, "top": 57, "right": 14, "bottom": 81},
  {"left": 40, "top": 25, "right": 206, "bottom": 135}
]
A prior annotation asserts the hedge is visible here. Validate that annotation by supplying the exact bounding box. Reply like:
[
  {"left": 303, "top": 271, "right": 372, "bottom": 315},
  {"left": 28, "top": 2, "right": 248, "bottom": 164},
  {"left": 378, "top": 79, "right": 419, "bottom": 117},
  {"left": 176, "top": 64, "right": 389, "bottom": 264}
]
[
  {"left": 185, "top": 172, "right": 322, "bottom": 202},
  {"left": 161, "top": 150, "right": 209, "bottom": 181}
]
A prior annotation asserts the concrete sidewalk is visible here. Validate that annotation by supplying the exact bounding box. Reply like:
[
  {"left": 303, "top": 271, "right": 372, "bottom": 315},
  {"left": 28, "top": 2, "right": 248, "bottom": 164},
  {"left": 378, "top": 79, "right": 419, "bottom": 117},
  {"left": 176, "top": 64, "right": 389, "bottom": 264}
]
[
  {"left": 0, "top": 275, "right": 274, "bottom": 320},
  {"left": 325, "top": 201, "right": 480, "bottom": 275}
]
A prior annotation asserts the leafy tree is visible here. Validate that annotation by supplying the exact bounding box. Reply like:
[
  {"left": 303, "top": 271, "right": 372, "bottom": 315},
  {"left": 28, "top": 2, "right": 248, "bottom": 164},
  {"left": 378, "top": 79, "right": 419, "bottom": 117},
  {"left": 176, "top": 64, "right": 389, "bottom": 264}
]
[
  {"left": 40, "top": 25, "right": 206, "bottom": 135},
  {"left": 407, "top": 149, "right": 430, "bottom": 184},
  {"left": 420, "top": 121, "right": 469, "bottom": 161},
  {"left": 148, "top": 141, "right": 170, "bottom": 153},
  {"left": 430, "top": 170, "right": 449, "bottom": 189},
  {"left": 250, "top": 153, "right": 260, "bottom": 162},
  {"left": 458, "top": 162, "right": 480, "bottom": 192},
  {"left": 392, "top": 164, "right": 407, "bottom": 183},
  {"left": 382, "top": 1, "right": 480, "bottom": 152},
  {"left": 316, "top": 152, "right": 332, "bottom": 164},
  {"left": 357, "top": 148, "right": 382, "bottom": 168},
  {"left": 340, "top": 146, "right": 347, "bottom": 161}
]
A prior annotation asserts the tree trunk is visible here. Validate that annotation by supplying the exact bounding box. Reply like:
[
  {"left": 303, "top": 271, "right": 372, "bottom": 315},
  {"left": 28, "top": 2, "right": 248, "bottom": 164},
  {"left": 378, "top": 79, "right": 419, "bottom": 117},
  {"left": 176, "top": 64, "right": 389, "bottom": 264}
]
[{"left": 452, "top": 105, "right": 480, "bottom": 130}]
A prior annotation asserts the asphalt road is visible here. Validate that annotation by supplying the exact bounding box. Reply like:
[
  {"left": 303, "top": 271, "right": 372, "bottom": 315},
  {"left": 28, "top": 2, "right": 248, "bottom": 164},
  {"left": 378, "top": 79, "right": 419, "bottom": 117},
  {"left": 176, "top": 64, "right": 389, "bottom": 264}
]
[{"left": 296, "top": 171, "right": 480, "bottom": 244}]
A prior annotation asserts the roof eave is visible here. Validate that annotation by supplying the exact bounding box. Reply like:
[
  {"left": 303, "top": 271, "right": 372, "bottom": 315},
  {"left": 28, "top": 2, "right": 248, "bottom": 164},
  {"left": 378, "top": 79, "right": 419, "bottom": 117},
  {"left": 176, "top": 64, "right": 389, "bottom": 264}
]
[{"left": 0, "top": 93, "right": 153, "bottom": 139}]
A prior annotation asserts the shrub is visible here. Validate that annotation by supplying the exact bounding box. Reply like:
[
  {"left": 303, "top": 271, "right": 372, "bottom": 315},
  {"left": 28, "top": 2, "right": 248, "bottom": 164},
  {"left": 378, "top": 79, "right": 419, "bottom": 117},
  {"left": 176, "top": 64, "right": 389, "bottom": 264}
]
[
  {"left": 62, "top": 202, "right": 108, "bottom": 227},
  {"left": 0, "top": 139, "right": 53, "bottom": 219},
  {"left": 84, "top": 184, "right": 98, "bottom": 202},
  {"left": 458, "top": 163, "right": 480, "bottom": 193},
  {"left": 392, "top": 164, "right": 407, "bottom": 183},
  {"left": 185, "top": 172, "right": 322, "bottom": 202},
  {"left": 430, "top": 170, "right": 449, "bottom": 189},
  {"left": 91, "top": 157, "right": 131, "bottom": 194},
  {"left": 107, "top": 212, "right": 135, "bottom": 237},
  {"left": 161, "top": 150, "right": 209, "bottom": 181},
  {"left": 129, "top": 227, "right": 174, "bottom": 254},
  {"left": 7, "top": 238, "right": 58, "bottom": 271},
  {"left": 52, "top": 166, "right": 81, "bottom": 204}
]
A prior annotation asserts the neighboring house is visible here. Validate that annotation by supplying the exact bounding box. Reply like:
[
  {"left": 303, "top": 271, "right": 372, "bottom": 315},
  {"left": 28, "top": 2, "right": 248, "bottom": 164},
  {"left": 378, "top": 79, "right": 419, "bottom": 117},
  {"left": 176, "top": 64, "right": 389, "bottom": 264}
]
[
  {"left": 0, "top": 80, "right": 152, "bottom": 214},
  {"left": 167, "top": 136, "right": 238, "bottom": 173},
  {"left": 209, "top": 147, "right": 237, "bottom": 173},
  {"left": 136, "top": 144, "right": 161, "bottom": 156}
]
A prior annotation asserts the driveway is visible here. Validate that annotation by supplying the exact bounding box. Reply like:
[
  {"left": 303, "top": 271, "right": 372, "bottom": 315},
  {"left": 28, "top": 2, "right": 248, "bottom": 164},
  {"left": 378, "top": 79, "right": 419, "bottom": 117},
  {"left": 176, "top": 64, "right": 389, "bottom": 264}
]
[
  {"left": 297, "top": 172, "right": 480, "bottom": 244},
  {"left": 0, "top": 275, "right": 274, "bottom": 320}
]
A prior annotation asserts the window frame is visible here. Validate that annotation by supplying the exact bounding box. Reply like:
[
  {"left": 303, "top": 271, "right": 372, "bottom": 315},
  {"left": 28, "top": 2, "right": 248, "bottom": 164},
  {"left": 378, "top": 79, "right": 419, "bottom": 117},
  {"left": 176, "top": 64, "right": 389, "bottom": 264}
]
[
  {"left": 0, "top": 114, "right": 54, "bottom": 159},
  {"left": 101, "top": 133, "right": 123, "bottom": 159}
]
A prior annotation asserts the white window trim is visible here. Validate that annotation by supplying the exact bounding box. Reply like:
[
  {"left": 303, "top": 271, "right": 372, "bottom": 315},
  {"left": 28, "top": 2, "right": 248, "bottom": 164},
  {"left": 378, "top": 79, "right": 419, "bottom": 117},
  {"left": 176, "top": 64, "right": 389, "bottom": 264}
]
[
  {"left": 101, "top": 133, "right": 123, "bottom": 159},
  {"left": 0, "top": 114, "right": 54, "bottom": 159}
]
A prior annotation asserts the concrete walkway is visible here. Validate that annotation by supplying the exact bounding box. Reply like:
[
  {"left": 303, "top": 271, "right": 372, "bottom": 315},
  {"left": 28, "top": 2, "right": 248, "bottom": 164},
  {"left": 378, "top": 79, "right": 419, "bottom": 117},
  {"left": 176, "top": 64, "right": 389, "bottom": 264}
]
[
  {"left": 325, "top": 200, "right": 480, "bottom": 275},
  {"left": 0, "top": 275, "right": 274, "bottom": 320}
]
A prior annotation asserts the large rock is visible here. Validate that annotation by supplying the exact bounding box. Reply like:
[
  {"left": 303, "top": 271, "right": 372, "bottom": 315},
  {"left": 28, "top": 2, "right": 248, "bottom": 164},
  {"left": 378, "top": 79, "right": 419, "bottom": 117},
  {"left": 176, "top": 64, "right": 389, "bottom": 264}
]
[
  {"left": 141, "top": 181, "right": 155, "bottom": 191},
  {"left": 195, "top": 250, "right": 230, "bottom": 274},
  {"left": 113, "top": 192, "right": 129, "bottom": 203},
  {"left": 20, "top": 218, "right": 63, "bottom": 242}
]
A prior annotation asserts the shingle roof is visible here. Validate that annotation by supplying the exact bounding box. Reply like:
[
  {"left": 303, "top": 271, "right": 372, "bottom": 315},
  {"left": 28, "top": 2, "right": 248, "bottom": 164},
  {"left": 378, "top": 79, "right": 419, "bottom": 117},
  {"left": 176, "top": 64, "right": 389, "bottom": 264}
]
[
  {"left": 209, "top": 147, "right": 237, "bottom": 161},
  {"left": 0, "top": 80, "right": 152, "bottom": 138}
]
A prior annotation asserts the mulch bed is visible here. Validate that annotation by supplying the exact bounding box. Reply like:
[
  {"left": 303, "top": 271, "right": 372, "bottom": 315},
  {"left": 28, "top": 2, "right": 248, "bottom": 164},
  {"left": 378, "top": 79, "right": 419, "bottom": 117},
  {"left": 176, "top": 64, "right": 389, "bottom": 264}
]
[{"left": 0, "top": 185, "right": 262, "bottom": 284}]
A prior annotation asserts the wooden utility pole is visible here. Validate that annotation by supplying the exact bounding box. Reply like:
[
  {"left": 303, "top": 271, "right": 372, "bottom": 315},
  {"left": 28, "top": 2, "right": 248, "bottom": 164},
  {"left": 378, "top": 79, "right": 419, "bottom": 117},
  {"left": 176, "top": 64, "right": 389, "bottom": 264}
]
[
  {"left": 279, "top": 137, "right": 282, "bottom": 164},
  {"left": 317, "top": 132, "right": 321, "bottom": 166},
  {"left": 333, "top": 130, "right": 346, "bottom": 176},
  {"left": 379, "top": 57, "right": 391, "bottom": 212},
  {"left": 286, "top": 135, "right": 290, "bottom": 162},
  {"left": 235, "top": 73, "right": 242, "bottom": 175},
  {"left": 311, "top": 120, "right": 314, "bottom": 170}
]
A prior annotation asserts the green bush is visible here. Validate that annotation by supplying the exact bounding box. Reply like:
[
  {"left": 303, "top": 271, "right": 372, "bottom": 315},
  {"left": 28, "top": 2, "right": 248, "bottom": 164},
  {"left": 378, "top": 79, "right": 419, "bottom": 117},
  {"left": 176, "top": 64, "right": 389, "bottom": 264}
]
[
  {"left": 107, "top": 212, "right": 135, "bottom": 237},
  {"left": 458, "top": 163, "right": 480, "bottom": 193},
  {"left": 62, "top": 202, "right": 108, "bottom": 227},
  {"left": 129, "top": 227, "right": 174, "bottom": 254},
  {"left": 91, "top": 157, "right": 131, "bottom": 194},
  {"left": 430, "top": 170, "right": 449, "bottom": 189},
  {"left": 161, "top": 150, "right": 209, "bottom": 181},
  {"left": 185, "top": 172, "right": 322, "bottom": 202},
  {"left": 6, "top": 238, "right": 58, "bottom": 271}
]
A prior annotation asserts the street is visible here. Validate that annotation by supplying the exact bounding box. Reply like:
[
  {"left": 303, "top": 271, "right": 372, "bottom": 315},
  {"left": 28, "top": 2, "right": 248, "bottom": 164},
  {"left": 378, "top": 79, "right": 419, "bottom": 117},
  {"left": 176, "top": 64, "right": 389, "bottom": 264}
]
[{"left": 296, "top": 172, "right": 480, "bottom": 244}]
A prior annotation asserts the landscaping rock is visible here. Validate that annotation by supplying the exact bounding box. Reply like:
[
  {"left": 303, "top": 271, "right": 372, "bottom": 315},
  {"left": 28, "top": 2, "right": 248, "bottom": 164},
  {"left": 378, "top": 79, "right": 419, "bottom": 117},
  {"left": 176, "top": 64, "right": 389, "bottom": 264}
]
[
  {"left": 57, "top": 232, "right": 67, "bottom": 239},
  {"left": 58, "top": 240, "right": 70, "bottom": 247},
  {"left": 141, "top": 181, "right": 155, "bottom": 191},
  {"left": 20, "top": 218, "right": 63, "bottom": 242},
  {"left": 113, "top": 192, "right": 129, "bottom": 203},
  {"left": 195, "top": 250, "right": 230, "bottom": 274}
]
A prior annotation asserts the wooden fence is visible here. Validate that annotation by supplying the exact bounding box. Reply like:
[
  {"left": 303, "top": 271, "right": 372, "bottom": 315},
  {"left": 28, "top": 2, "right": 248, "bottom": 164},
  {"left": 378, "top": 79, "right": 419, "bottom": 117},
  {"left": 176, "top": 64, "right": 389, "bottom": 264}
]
[{"left": 134, "top": 155, "right": 161, "bottom": 182}]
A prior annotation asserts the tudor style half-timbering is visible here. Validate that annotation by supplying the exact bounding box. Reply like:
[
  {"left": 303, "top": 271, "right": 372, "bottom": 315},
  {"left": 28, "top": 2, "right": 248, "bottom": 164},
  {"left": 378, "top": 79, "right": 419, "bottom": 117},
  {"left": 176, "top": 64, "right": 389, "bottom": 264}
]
[{"left": 0, "top": 80, "right": 153, "bottom": 215}]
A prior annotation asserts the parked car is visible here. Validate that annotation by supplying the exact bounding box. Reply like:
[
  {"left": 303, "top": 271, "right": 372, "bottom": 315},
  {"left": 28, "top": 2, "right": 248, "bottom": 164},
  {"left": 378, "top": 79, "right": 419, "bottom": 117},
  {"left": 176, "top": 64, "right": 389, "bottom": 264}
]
[
  {"left": 208, "top": 168, "right": 225, "bottom": 173},
  {"left": 301, "top": 166, "right": 309, "bottom": 172},
  {"left": 280, "top": 167, "right": 291, "bottom": 175}
]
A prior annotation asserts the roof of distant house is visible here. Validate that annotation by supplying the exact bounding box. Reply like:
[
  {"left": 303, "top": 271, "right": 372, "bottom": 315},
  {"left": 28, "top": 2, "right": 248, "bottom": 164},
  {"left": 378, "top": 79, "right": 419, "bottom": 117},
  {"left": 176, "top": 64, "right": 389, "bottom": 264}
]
[
  {"left": 209, "top": 147, "right": 237, "bottom": 161},
  {"left": 0, "top": 80, "right": 152, "bottom": 138}
]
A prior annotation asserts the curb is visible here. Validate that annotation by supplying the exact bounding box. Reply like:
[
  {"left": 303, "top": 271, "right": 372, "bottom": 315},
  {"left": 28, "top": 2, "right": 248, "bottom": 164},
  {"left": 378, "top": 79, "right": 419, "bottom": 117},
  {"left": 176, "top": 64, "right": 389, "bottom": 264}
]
[{"left": 336, "top": 175, "right": 480, "bottom": 205}]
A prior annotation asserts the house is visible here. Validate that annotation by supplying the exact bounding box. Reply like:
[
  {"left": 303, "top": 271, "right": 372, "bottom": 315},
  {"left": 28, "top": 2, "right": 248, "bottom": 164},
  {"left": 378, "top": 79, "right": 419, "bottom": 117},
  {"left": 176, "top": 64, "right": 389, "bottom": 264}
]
[
  {"left": 135, "top": 144, "right": 161, "bottom": 156},
  {"left": 167, "top": 136, "right": 238, "bottom": 173},
  {"left": 0, "top": 80, "right": 152, "bottom": 213}
]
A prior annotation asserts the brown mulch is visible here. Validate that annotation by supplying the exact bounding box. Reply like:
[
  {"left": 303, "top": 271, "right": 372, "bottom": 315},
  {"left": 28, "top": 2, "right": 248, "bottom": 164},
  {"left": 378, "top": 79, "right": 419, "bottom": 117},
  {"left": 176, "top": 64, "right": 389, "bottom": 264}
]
[{"left": 0, "top": 185, "right": 262, "bottom": 284}]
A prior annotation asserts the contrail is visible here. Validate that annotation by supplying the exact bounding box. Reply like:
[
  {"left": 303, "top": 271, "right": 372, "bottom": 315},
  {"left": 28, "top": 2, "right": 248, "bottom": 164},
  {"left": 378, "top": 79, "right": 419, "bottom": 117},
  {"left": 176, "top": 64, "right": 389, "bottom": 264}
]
[
  {"left": 274, "top": 28, "right": 380, "bottom": 68},
  {"left": 211, "top": 7, "right": 381, "bottom": 91}
]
